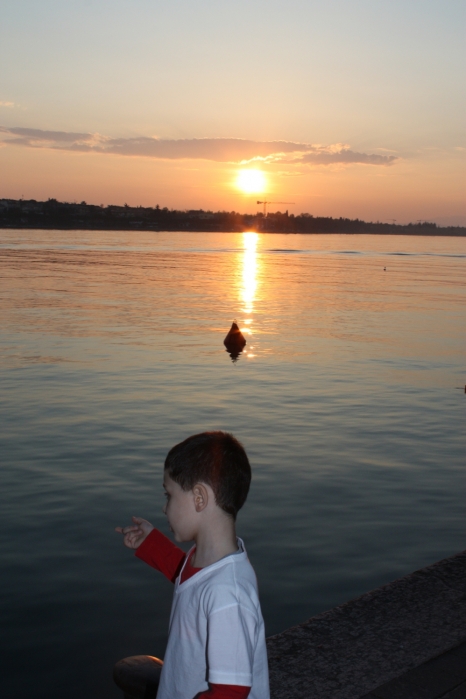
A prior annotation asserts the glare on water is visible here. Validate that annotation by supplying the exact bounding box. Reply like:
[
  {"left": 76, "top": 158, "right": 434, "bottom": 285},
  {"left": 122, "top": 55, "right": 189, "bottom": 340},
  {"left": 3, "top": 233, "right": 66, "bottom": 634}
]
[{"left": 241, "top": 231, "right": 259, "bottom": 315}]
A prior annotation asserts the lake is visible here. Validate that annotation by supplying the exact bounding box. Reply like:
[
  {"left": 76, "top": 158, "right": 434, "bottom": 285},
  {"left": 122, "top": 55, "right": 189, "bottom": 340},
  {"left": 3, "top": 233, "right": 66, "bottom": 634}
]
[{"left": 1, "top": 229, "right": 465, "bottom": 699}]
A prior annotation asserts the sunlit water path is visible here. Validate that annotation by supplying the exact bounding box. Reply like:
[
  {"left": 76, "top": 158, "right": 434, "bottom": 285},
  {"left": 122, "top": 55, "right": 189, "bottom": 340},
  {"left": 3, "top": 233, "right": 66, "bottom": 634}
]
[{"left": 1, "top": 230, "right": 465, "bottom": 699}]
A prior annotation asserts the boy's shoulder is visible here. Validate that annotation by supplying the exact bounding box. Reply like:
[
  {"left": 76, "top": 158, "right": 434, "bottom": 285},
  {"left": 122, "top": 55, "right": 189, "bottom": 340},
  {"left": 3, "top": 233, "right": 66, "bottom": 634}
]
[
  {"left": 198, "top": 539, "right": 256, "bottom": 581},
  {"left": 178, "top": 540, "right": 258, "bottom": 589},
  {"left": 189, "top": 542, "right": 262, "bottom": 615}
]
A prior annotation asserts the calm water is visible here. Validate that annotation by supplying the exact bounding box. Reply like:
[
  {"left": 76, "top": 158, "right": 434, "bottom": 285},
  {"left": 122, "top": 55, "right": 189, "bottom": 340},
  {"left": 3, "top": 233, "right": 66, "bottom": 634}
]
[{"left": 1, "top": 230, "right": 465, "bottom": 699}]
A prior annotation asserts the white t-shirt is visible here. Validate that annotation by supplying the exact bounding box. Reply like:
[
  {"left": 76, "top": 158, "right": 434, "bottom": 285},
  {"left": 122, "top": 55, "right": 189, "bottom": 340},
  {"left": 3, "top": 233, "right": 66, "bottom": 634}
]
[{"left": 157, "top": 538, "right": 270, "bottom": 699}]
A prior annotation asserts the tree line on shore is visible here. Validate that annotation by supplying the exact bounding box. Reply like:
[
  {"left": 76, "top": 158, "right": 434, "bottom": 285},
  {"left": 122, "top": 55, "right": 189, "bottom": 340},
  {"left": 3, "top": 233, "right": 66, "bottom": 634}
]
[{"left": 1, "top": 197, "right": 464, "bottom": 235}]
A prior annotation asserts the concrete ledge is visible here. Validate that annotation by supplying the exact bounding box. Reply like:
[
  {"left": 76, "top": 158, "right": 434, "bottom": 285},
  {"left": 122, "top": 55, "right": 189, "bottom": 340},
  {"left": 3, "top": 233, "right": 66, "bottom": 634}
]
[{"left": 267, "top": 550, "right": 466, "bottom": 699}]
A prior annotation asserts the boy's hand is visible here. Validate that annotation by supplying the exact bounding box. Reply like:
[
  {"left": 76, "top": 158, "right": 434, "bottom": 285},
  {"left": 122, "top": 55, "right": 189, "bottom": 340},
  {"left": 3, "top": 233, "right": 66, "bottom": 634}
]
[{"left": 115, "top": 516, "right": 154, "bottom": 549}]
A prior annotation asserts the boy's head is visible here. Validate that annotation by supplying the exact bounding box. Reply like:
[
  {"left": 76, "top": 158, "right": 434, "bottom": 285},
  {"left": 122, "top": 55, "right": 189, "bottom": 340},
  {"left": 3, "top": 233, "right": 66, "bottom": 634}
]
[{"left": 164, "top": 431, "right": 251, "bottom": 520}]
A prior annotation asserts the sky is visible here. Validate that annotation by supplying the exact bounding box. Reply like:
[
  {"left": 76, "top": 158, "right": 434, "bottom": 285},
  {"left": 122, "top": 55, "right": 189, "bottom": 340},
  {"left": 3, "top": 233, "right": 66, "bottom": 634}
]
[{"left": 1, "top": 0, "right": 465, "bottom": 224}]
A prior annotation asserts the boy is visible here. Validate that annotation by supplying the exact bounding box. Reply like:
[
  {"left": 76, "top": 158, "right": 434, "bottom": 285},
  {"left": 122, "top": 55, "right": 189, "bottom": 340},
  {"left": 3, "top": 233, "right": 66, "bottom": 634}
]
[{"left": 116, "top": 431, "right": 270, "bottom": 699}]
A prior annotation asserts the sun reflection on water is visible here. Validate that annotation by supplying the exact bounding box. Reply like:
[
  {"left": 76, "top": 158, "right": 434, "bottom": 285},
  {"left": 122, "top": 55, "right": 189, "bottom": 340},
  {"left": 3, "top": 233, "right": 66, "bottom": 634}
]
[
  {"left": 240, "top": 232, "right": 260, "bottom": 359},
  {"left": 242, "top": 232, "right": 258, "bottom": 315}
]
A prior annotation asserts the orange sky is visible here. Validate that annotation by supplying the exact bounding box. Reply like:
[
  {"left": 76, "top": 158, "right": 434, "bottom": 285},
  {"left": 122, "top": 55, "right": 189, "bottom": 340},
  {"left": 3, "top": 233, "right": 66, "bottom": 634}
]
[{"left": 1, "top": 0, "right": 465, "bottom": 225}]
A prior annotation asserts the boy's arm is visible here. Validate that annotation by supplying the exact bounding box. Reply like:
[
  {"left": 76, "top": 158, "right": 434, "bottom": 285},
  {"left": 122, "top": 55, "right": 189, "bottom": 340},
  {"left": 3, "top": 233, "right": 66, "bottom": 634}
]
[
  {"left": 115, "top": 517, "right": 185, "bottom": 583},
  {"left": 135, "top": 528, "right": 186, "bottom": 583},
  {"left": 194, "top": 684, "right": 250, "bottom": 699},
  {"left": 204, "top": 599, "right": 264, "bottom": 696}
]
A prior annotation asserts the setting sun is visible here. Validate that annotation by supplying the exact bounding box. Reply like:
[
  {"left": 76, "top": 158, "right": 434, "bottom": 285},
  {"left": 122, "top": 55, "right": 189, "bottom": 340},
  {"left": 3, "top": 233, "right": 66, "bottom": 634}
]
[{"left": 236, "top": 169, "right": 267, "bottom": 195}]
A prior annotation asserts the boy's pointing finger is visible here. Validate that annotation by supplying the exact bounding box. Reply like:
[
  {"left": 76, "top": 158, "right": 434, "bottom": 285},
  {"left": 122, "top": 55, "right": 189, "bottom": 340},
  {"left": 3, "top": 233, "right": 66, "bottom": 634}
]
[{"left": 115, "top": 525, "right": 139, "bottom": 534}]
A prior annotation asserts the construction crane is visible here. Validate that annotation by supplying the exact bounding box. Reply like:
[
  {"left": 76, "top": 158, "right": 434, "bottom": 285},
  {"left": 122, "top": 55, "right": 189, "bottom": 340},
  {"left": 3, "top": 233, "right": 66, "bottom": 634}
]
[{"left": 257, "top": 200, "right": 295, "bottom": 217}]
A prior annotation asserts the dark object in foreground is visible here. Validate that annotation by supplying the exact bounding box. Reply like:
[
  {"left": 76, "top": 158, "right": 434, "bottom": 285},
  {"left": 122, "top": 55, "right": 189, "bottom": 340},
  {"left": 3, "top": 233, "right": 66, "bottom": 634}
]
[
  {"left": 113, "top": 655, "right": 163, "bottom": 699},
  {"left": 224, "top": 321, "right": 246, "bottom": 362},
  {"left": 267, "top": 549, "right": 466, "bottom": 699},
  {"left": 360, "top": 639, "right": 466, "bottom": 699}
]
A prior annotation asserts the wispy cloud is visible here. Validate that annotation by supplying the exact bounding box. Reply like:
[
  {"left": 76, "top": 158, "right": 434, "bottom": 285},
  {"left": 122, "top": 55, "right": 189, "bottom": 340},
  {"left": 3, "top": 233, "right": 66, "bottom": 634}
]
[
  {"left": 299, "top": 149, "right": 398, "bottom": 165},
  {"left": 0, "top": 126, "right": 398, "bottom": 166},
  {"left": 0, "top": 102, "right": 16, "bottom": 108}
]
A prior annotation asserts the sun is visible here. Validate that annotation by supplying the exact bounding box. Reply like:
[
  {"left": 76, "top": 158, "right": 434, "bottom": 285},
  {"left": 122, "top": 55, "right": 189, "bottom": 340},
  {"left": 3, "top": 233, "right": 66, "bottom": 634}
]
[{"left": 236, "top": 169, "right": 267, "bottom": 195}]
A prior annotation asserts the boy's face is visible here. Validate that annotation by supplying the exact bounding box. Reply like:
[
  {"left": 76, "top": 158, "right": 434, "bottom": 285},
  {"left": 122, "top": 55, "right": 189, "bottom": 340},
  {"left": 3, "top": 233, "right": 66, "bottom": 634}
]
[{"left": 163, "top": 472, "right": 198, "bottom": 543}]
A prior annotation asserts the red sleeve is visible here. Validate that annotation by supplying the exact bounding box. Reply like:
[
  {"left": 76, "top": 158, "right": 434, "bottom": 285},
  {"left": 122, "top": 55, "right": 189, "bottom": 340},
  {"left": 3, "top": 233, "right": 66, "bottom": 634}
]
[
  {"left": 135, "top": 528, "right": 186, "bottom": 583},
  {"left": 194, "top": 684, "right": 250, "bottom": 699}
]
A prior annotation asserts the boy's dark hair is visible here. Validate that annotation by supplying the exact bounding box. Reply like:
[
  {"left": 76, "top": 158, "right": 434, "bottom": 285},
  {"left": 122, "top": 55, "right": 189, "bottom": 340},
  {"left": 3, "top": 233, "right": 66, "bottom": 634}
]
[{"left": 164, "top": 431, "right": 251, "bottom": 519}]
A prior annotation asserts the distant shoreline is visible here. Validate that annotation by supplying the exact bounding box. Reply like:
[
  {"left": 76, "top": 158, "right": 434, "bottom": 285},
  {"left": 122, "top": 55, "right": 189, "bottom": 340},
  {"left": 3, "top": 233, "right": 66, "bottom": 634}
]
[
  {"left": 1, "top": 198, "right": 465, "bottom": 236},
  {"left": 2, "top": 226, "right": 465, "bottom": 237}
]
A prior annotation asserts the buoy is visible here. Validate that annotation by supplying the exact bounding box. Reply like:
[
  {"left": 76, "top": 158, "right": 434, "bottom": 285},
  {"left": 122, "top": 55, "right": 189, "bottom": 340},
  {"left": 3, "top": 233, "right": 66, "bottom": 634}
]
[
  {"left": 224, "top": 321, "right": 246, "bottom": 362},
  {"left": 224, "top": 321, "right": 246, "bottom": 349},
  {"left": 113, "top": 655, "right": 163, "bottom": 699}
]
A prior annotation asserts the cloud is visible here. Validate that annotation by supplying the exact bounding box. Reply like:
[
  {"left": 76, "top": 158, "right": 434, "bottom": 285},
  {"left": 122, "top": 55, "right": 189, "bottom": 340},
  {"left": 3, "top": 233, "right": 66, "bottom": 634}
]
[
  {"left": 0, "top": 101, "right": 16, "bottom": 108},
  {"left": 0, "top": 126, "right": 97, "bottom": 143},
  {"left": 0, "top": 126, "right": 398, "bottom": 166},
  {"left": 299, "top": 149, "right": 398, "bottom": 166}
]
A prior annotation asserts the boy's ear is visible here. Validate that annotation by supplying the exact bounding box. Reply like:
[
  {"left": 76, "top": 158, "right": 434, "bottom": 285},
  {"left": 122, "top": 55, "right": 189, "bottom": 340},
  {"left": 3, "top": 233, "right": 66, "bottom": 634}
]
[{"left": 192, "top": 483, "right": 209, "bottom": 512}]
